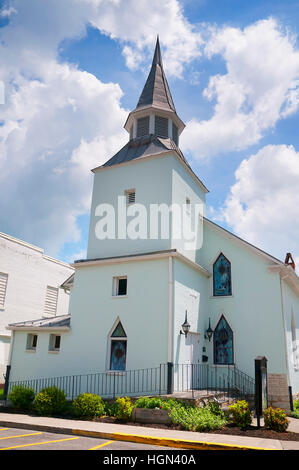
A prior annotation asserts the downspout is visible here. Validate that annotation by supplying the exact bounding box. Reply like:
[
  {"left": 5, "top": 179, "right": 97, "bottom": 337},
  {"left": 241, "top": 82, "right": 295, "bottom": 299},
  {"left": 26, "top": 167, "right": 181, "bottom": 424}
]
[{"left": 3, "top": 329, "right": 14, "bottom": 400}]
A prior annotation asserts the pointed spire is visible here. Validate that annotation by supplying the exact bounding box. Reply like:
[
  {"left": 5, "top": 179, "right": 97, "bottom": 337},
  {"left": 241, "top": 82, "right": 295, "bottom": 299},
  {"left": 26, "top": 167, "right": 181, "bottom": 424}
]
[{"left": 136, "top": 36, "right": 176, "bottom": 113}]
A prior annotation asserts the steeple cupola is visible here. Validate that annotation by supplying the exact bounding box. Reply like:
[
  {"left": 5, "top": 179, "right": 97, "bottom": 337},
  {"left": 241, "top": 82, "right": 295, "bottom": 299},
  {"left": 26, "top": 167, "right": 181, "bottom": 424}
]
[{"left": 124, "top": 37, "right": 185, "bottom": 147}]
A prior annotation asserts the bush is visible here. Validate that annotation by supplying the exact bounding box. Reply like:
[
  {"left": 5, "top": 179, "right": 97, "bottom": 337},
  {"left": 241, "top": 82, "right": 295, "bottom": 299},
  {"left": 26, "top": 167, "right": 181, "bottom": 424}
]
[
  {"left": 169, "top": 406, "right": 226, "bottom": 432},
  {"left": 8, "top": 385, "right": 35, "bottom": 410},
  {"left": 264, "top": 407, "right": 289, "bottom": 432},
  {"left": 114, "top": 397, "right": 133, "bottom": 420},
  {"left": 228, "top": 400, "right": 252, "bottom": 428},
  {"left": 291, "top": 400, "right": 299, "bottom": 419},
  {"left": 72, "top": 393, "right": 105, "bottom": 418},
  {"left": 33, "top": 386, "right": 67, "bottom": 416},
  {"left": 207, "top": 400, "right": 225, "bottom": 419},
  {"left": 133, "top": 396, "right": 184, "bottom": 411}
]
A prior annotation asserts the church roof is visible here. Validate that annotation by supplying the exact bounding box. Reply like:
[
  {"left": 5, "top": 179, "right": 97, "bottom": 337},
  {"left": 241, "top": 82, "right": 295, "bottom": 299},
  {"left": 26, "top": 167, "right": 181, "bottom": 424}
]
[
  {"left": 7, "top": 314, "right": 71, "bottom": 330},
  {"left": 136, "top": 36, "right": 176, "bottom": 113}
]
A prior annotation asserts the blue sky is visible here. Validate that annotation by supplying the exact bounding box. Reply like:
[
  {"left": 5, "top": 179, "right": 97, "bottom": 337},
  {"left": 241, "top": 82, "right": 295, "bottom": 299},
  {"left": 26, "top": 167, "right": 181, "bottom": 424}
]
[{"left": 0, "top": 0, "right": 299, "bottom": 266}]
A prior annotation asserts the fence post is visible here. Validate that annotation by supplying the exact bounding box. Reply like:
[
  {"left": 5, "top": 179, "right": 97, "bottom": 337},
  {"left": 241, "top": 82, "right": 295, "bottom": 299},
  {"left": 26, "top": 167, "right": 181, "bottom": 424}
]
[
  {"left": 3, "top": 365, "right": 11, "bottom": 401},
  {"left": 167, "top": 362, "right": 174, "bottom": 395}
]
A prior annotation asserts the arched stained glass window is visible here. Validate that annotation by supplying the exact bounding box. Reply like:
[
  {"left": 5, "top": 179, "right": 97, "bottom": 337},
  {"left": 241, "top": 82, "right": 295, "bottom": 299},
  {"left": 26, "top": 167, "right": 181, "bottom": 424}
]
[
  {"left": 213, "top": 253, "right": 232, "bottom": 296},
  {"left": 213, "top": 315, "right": 233, "bottom": 365},
  {"left": 110, "top": 321, "right": 127, "bottom": 371}
]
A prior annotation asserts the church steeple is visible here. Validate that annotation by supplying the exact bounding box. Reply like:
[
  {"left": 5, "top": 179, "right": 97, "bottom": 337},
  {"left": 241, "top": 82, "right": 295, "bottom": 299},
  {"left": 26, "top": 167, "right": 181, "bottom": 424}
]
[
  {"left": 124, "top": 37, "right": 185, "bottom": 146},
  {"left": 136, "top": 36, "right": 176, "bottom": 113}
]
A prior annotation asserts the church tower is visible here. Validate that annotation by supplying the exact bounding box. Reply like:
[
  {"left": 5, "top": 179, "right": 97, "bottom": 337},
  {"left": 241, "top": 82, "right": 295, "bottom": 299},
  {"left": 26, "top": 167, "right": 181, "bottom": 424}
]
[{"left": 87, "top": 37, "right": 208, "bottom": 261}]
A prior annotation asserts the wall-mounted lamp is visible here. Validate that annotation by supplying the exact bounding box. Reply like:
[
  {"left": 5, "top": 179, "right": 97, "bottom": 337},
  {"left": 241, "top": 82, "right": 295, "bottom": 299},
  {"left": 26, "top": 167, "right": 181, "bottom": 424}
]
[
  {"left": 204, "top": 318, "right": 214, "bottom": 342},
  {"left": 180, "top": 311, "right": 190, "bottom": 336}
]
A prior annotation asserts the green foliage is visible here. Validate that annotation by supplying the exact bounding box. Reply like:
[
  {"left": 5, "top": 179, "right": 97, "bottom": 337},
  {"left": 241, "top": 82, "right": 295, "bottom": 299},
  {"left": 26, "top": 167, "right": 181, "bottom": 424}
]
[
  {"left": 72, "top": 393, "right": 105, "bottom": 418},
  {"left": 104, "top": 400, "right": 119, "bottom": 417},
  {"left": 207, "top": 400, "right": 225, "bottom": 419},
  {"left": 8, "top": 385, "right": 35, "bottom": 410},
  {"left": 228, "top": 400, "right": 252, "bottom": 428},
  {"left": 0, "top": 389, "right": 3, "bottom": 400},
  {"left": 33, "top": 386, "right": 67, "bottom": 416},
  {"left": 264, "top": 407, "right": 289, "bottom": 432},
  {"left": 291, "top": 400, "right": 299, "bottom": 419},
  {"left": 133, "top": 396, "right": 185, "bottom": 410},
  {"left": 114, "top": 397, "right": 133, "bottom": 420},
  {"left": 169, "top": 406, "right": 226, "bottom": 432}
]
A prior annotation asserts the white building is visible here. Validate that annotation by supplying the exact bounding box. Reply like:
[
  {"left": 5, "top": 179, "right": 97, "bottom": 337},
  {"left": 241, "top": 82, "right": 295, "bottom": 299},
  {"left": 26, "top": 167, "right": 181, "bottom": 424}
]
[
  {"left": 0, "top": 232, "right": 74, "bottom": 384},
  {"left": 6, "top": 39, "right": 299, "bottom": 410}
]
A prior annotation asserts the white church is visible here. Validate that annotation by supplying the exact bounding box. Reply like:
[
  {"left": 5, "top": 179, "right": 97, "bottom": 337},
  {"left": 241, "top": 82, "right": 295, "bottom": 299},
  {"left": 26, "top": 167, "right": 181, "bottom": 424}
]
[{"left": 5, "top": 39, "right": 299, "bottom": 411}]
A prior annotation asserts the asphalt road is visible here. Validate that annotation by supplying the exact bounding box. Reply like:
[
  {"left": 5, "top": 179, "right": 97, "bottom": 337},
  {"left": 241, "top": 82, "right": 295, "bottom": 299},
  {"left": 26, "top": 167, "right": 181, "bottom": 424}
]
[{"left": 0, "top": 426, "right": 180, "bottom": 451}]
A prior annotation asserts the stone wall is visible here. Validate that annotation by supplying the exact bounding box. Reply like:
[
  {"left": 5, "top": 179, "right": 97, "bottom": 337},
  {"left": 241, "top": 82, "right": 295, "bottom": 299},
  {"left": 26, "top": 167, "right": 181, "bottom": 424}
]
[{"left": 267, "top": 373, "right": 290, "bottom": 412}]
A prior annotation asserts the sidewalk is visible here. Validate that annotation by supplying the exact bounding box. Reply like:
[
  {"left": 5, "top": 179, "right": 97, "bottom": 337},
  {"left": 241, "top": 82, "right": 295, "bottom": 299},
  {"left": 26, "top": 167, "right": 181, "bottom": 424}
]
[{"left": 0, "top": 412, "right": 299, "bottom": 450}]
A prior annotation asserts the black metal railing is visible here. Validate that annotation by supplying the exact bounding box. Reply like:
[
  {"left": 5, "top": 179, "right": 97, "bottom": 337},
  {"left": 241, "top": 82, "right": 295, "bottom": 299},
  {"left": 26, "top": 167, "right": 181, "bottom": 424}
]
[
  {"left": 7, "top": 364, "right": 169, "bottom": 400},
  {"left": 6, "top": 363, "right": 255, "bottom": 403}
]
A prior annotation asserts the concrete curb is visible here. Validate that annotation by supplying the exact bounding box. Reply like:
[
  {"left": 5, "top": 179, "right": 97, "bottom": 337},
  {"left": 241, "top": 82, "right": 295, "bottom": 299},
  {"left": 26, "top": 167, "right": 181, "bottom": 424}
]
[{"left": 0, "top": 419, "right": 275, "bottom": 451}]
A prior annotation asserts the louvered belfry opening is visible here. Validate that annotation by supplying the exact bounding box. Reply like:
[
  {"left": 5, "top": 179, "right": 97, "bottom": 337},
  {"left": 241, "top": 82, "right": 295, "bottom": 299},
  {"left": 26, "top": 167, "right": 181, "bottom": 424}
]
[
  {"left": 44, "top": 286, "right": 58, "bottom": 317},
  {"left": 155, "top": 115, "right": 168, "bottom": 138},
  {"left": 136, "top": 116, "right": 150, "bottom": 137}
]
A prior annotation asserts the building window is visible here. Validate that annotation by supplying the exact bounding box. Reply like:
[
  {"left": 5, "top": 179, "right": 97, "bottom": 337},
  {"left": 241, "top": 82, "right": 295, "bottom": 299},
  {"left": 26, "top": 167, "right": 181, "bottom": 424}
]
[
  {"left": 125, "top": 189, "right": 135, "bottom": 205},
  {"left": 213, "top": 315, "right": 233, "bottom": 365},
  {"left": 155, "top": 115, "right": 168, "bottom": 138},
  {"left": 109, "top": 321, "right": 127, "bottom": 371},
  {"left": 44, "top": 286, "right": 59, "bottom": 317},
  {"left": 49, "top": 334, "right": 61, "bottom": 352},
  {"left": 136, "top": 116, "right": 149, "bottom": 137},
  {"left": 26, "top": 333, "right": 38, "bottom": 351},
  {"left": 113, "top": 276, "right": 127, "bottom": 296},
  {"left": 0, "top": 272, "right": 8, "bottom": 308},
  {"left": 213, "top": 253, "right": 232, "bottom": 296}
]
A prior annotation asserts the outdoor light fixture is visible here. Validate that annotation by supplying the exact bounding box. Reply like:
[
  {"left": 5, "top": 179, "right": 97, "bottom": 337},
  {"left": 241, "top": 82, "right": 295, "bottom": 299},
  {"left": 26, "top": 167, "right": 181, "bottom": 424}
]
[
  {"left": 204, "top": 318, "right": 214, "bottom": 342},
  {"left": 180, "top": 311, "right": 190, "bottom": 336}
]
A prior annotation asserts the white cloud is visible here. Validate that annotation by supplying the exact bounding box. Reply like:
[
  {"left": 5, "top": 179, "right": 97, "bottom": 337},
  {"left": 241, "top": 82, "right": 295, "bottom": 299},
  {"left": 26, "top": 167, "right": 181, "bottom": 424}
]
[
  {"left": 181, "top": 18, "right": 299, "bottom": 159},
  {"left": 219, "top": 144, "right": 299, "bottom": 263}
]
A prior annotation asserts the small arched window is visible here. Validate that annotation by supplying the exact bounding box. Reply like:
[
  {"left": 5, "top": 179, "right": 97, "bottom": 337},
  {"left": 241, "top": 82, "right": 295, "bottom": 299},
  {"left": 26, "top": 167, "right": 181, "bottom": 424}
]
[
  {"left": 109, "top": 321, "right": 127, "bottom": 371},
  {"left": 213, "top": 315, "right": 234, "bottom": 365},
  {"left": 213, "top": 253, "right": 232, "bottom": 296}
]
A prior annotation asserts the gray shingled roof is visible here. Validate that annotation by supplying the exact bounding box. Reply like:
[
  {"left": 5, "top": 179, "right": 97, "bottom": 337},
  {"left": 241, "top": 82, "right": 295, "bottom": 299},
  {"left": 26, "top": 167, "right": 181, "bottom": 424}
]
[
  {"left": 8, "top": 314, "right": 71, "bottom": 329},
  {"left": 136, "top": 36, "right": 176, "bottom": 113}
]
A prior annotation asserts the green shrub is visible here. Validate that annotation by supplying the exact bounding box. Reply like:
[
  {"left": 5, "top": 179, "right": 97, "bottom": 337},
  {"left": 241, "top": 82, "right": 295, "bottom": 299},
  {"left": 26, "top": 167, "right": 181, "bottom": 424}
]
[
  {"left": 72, "top": 393, "right": 105, "bottom": 418},
  {"left": 169, "top": 406, "right": 226, "bottom": 432},
  {"left": 228, "top": 400, "right": 252, "bottom": 428},
  {"left": 115, "top": 397, "right": 133, "bottom": 420},
  {"left": 207, "top": 400, "right": 225, "bottom": 419},
  {"left": 291, "top": 400, "right": 299, "bottom": 419},
  {"left": 8, "top": 385, "right": 35, "bottom": 410},
  {"left": 133, "top": 396, "right": 184, "bottom": 411},
  {"left": 104, "top": 400, "right": 119, "bottom": 417},
  {"left": 33, "top": 386, "right": 67, "bottom": 416},
  {"left": 264, "top": 407, "right": 289, "bottom": 432}
]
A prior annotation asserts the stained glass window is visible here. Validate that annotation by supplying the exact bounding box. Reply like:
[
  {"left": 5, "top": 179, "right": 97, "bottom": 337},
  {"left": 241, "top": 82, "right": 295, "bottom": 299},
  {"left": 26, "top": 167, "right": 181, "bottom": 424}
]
[
  {"left": 110, "top": 322, "right": 127, "bottom": 371},
  {"left": 213, "top": 316, "right": 233, "bottom": 365},
  {"left": 213, "top": 253, "right": 232, "bottom": 296}
]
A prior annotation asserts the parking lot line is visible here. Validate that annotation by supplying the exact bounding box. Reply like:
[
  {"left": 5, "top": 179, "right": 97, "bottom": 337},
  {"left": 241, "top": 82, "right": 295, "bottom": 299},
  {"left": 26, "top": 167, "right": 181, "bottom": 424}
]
[
  {"left": 0, "top": 432, "right": 43, "bottom": 440},
  {"left": 0, "top": 436, "right": 80, "bottom": 450},
  {"left": 0, "top": 429, "right": 8, "bottom": 431},
  {"left": 89, "top": 440, "right": 114, "bottom": 450}
]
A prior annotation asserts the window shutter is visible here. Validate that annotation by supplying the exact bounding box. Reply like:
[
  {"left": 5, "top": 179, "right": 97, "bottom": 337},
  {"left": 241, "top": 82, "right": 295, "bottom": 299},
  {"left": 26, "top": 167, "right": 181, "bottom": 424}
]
[
  {"left": 44, "top": 286, "right": 58, "bottom": 317},
  {"left": 0, "top": 273, "right": 8, "bottom": 308},
  {"left": 172, "top": 123, "right": 178, "bottom": 145},
  {"left": 136, "top": 116, "right": 149, "bottom": 137},
  {"left": 155, "top": 116, "right": 168, "bottom": 138}
]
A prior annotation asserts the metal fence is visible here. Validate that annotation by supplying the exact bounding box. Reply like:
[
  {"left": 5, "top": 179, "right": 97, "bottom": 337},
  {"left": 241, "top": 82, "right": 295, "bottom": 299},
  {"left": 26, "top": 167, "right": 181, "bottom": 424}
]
[{"left": 6, "top": 363, "right": 255, "bottom": 402}]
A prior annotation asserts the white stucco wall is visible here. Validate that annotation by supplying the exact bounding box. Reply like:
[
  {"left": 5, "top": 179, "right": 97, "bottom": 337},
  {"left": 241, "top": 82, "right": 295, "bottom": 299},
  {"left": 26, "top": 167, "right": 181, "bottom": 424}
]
[
  {"left": 9, "top": 256, "right": 170, "bottom": 382},
  {"left": 200, "top": 220, "right": 288, "bottom": 380},
  {"left": 283, "top": 280, "right": 299, "bottom": 394},
  {"left": 0, "top": 233, "right": 74, "bottom": 382}
]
